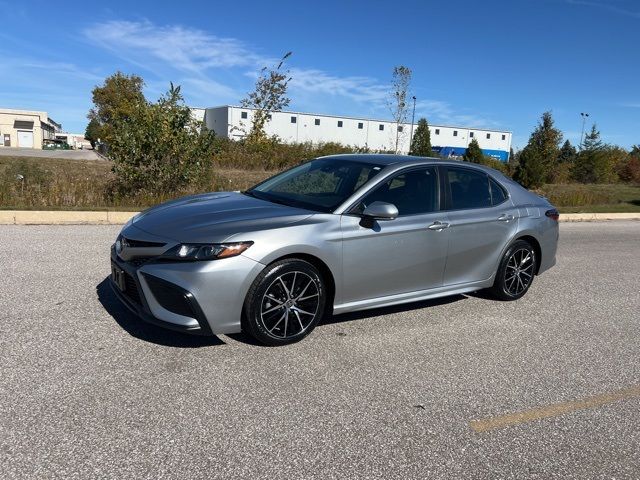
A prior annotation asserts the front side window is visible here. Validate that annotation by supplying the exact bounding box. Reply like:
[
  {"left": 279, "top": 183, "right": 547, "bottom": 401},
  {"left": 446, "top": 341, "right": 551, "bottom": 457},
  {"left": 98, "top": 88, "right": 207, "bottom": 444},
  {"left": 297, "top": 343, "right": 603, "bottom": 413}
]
[
  {"left": 338, "top": 120, "right": 343, "bottom": 127},
  {"left": 315, "top": 118, "right": 320, "bottom": 126},
  {"left": 291, "top": 116, "right": 297, "bottom": 124},
  {"left": 247, "top": 158, "right": 384, "bottom": 212},
  {"left": 447, "top": 168, "right": 492, "bottom": 210},
  {"left": 379, "top": 124, "right": 384, "bottom": 131},
  {"left": 358, "top": 122, "right": 364, "bottom": 129},
  {"left": 353, "top": 168, "right": 439, "bottom": 216},
  {"left": 241, "top": 111, "right": 248, "bottom": 119}
]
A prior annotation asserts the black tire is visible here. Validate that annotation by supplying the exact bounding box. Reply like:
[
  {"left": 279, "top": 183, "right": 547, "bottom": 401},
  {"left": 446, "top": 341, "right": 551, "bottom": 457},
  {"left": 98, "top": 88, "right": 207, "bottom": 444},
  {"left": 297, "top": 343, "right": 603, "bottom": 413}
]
[
  {"left": 242, "top": 259, "right": 326, "bottom": 346},
  {"left": 489, "top": 239, "right": 537, "bottom": 301}
]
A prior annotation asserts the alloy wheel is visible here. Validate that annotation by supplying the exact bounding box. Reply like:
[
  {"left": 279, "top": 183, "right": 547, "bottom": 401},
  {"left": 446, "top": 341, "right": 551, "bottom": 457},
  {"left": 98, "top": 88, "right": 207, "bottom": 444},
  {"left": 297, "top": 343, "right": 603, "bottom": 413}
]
[
  {"left": 504, "top": 248, "right": 535, "bottom": 296},
  {"left": 260, "top": 271, "right": 320, "bottom": 339}
]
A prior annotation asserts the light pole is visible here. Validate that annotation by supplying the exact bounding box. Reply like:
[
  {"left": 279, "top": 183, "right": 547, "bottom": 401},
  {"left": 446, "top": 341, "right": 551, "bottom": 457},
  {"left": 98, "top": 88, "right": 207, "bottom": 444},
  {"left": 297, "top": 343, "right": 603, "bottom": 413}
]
[
  {"left": 409, "top": 96, "right": 416, "bottom": 154},
  {"left": 580, "top": 112, "right": 589, "bottom": 149}
]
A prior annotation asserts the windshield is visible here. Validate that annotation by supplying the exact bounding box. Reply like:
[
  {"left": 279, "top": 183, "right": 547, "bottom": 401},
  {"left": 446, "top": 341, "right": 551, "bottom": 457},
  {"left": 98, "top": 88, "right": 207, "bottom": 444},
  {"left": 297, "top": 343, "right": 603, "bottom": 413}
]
[{"left": 245, "top": 158, "right": 385, "bottom": 212}]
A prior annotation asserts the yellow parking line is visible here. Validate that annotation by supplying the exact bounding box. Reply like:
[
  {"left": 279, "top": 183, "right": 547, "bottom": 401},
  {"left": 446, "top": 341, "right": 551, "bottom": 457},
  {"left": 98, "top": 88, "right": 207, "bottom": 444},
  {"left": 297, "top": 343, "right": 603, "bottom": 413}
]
[{"left": 470, "top": 385, "right": 640, "bottom": 433}]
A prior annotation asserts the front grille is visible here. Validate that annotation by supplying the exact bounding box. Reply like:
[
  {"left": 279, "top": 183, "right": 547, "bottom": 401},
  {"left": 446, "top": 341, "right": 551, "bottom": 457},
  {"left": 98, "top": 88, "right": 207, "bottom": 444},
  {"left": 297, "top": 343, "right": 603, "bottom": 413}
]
[
  {"left": 123, "top": 271, "right": 142, "bottom": 305},
  {"left": 123, "top": 236, "right": 166, "bottom": 248},
  {"left": 144, "top": 275, "right": 195, "bottom": 318},
  {"left": 128, "top": 257, "right": 151, "bottom": 267}
]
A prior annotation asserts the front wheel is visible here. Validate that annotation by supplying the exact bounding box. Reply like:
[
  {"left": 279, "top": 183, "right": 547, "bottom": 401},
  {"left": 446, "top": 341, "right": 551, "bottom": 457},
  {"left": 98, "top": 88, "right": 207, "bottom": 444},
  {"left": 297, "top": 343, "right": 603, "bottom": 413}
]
[
  {"left": 489, "top": 240, "right": 537, "bottom": 301},
  {"left": 242, "top": 259, "right": 326, "bottom": 346}
]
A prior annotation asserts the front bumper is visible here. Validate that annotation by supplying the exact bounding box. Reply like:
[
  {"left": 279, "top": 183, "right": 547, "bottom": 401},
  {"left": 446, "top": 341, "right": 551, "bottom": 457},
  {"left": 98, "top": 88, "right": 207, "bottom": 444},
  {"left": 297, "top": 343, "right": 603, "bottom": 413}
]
[{"left": 110, "top": 246, "right": 264, "bottom": 335}]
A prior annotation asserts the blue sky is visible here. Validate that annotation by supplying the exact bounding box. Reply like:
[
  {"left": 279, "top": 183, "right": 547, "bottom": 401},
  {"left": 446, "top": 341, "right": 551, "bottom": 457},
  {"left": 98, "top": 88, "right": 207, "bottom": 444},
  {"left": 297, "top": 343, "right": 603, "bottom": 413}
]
[{"left": 1, "top": 0, "right": 638, "bottom": 149}]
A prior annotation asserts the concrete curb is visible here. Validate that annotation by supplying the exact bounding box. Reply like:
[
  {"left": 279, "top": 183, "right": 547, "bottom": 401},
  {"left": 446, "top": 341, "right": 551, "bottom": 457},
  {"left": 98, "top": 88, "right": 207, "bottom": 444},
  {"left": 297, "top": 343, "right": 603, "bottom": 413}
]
[
  {"left": 0, "top": 211, "right": 138, "bottom": 225},
  {"left": 0, "top": 210, "right": 639, "bottom": 225}
]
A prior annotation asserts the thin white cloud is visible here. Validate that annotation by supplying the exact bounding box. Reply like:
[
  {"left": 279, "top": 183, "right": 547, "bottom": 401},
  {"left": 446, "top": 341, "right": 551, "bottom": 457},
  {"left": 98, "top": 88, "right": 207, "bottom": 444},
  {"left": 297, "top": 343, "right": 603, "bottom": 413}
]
[
  {"left": 415, "top": 100, "right": 500, "bottom": 129},
  {"left": 84, "top": 20, "right": 263, "bottom": 73},
  {"left": 566, "top": 0, "right": 640, "bottom": 18},
  {"left": 82, "top": 19, "right": 497, "bottom": 128}
]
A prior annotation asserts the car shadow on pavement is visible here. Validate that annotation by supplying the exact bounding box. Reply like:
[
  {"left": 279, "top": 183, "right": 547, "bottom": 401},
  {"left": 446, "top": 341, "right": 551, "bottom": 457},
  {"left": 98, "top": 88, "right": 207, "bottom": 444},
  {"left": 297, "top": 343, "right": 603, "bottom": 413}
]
[{"left": 96, "top": 278, "right": 225, "bottom": 348}]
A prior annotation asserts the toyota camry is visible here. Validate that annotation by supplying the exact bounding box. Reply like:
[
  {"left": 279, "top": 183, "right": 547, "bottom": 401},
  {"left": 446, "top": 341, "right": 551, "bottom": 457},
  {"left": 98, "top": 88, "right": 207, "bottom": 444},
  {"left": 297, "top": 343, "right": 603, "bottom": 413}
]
[{"left": 110, "top": 154, "right": 559, "bottom": 346}]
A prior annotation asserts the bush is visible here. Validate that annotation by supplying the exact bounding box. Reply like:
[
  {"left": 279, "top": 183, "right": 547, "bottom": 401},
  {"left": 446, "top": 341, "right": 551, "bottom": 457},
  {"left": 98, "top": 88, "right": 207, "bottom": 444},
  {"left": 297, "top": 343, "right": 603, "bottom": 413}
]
[
  {"left": 618, "top": 156, "right": 640, "bottom": 183},
  {"left": 107, "top": 84, "right": 216, "bottom": 199},
  {"left": 212, "top": 138, "right": 365, "bottom": 170}
]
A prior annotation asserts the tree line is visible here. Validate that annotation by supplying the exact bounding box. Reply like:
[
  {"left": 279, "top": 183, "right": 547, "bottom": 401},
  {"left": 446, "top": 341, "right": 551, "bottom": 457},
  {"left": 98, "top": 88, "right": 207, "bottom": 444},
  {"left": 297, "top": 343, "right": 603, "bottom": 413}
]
[{"left": 85, "top": 63, "right": 639, "bottom": 200}]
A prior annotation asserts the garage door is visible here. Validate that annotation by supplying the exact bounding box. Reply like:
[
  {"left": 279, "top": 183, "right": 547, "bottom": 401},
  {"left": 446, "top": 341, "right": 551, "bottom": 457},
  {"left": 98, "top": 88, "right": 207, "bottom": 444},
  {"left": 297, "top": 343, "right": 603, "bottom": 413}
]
[{"left": 18, "top": 130, "right": 34, "bottom": 148}]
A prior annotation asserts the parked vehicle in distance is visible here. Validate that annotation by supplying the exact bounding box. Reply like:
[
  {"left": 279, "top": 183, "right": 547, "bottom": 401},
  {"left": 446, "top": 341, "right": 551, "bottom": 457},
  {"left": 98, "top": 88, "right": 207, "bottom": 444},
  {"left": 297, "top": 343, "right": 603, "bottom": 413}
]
[{"left": 110, "top": 154, "right": 559, "bottom": 346}]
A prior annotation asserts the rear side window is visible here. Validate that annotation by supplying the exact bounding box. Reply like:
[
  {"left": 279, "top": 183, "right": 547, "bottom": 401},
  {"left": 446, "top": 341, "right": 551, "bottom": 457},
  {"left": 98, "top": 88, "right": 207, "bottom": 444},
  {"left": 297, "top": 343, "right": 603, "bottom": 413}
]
[
  {"left": 489, "top": 177, "right": 508, "bottom": 205},
  {"left": 447, "top": 168, "right": 491, "bottom": 209}
]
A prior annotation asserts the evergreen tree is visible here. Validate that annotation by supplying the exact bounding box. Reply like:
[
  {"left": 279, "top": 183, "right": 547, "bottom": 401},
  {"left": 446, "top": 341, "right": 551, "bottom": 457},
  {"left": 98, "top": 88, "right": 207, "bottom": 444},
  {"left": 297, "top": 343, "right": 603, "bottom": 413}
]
[
  {"left": 463, "top": 138, "right": 484, "bottom": 163},
  {"left": 514, "top": 111, "right": 563, "bottom": 188},
  {"left": 410, "top": 118, "right": 432, "bottom": 156},
  {"left": 572, "top": 124, "right": 615, "bottom": 183},
  {"left": 508, "top": 147, "right": 515, "bottom": 163},
  {"left": 582, "top": 124, "right": 604, "bottom": 151},
  {"left": 85, "top": 118, "right": 102, "bottom": 147},
  {"left": 558, "top": 140, "right": 577, "bottom": 163}
]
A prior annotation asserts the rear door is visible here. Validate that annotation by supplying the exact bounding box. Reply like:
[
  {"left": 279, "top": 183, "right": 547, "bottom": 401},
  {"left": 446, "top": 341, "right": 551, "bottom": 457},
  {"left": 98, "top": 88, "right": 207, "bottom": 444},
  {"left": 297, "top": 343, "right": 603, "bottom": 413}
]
[
  {"left": 441, "top": 166, "right": 518, "bottom": 286},
  {"left": 340, "top": 166, "right": 450, "bottom": 304}
]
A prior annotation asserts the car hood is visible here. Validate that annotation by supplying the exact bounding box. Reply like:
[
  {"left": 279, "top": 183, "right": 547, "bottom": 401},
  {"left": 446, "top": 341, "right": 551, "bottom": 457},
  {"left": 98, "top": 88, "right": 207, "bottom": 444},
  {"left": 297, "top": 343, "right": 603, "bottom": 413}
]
[{"left": 126, "top": 191, "right": 314, "bottom": 243}]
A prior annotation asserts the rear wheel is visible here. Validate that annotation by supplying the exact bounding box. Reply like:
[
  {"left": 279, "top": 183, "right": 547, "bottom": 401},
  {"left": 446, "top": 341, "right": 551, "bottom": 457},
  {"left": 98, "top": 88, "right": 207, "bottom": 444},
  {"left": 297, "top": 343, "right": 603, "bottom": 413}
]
[
  {"left": 242, "top": 259, "right": 326, "bottom": 346},
  {"left": 490, "top": 240, "right": 536, "bottom": 300}
]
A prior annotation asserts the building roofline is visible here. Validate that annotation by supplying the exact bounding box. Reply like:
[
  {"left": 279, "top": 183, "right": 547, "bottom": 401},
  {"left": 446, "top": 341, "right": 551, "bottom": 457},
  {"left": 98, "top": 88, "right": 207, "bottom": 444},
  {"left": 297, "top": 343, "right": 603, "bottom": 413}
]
[{"left": 203, "top": 105, "right": 512, "bottom": 134}]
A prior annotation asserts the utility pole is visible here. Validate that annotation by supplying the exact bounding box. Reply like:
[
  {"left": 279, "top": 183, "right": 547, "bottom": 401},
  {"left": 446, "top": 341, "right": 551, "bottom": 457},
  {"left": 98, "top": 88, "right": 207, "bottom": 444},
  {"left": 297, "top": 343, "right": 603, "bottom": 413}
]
[
  {"left": 580, "top": 112, "right": 589, "bottom": 149},
  {"left": 408, "top": 96, "right": 416, "bottom": 155}
]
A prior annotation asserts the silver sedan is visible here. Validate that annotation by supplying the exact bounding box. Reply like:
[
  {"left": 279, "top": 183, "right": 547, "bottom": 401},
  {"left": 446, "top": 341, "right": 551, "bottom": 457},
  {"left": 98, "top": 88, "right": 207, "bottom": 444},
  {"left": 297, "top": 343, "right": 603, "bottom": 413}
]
[{"left": 110, "top": 154, "right": 559, "bottom": 346}]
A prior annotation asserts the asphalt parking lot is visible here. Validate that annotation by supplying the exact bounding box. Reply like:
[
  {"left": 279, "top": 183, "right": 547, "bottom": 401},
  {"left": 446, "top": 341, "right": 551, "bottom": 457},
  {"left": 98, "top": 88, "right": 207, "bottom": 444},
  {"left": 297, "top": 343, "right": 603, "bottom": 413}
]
[
  {"left": 0, "top": 148, "right": 102, "bottom": 161},
  {"left": 1, "top": 221, "right": 639, "bottom": 479}
]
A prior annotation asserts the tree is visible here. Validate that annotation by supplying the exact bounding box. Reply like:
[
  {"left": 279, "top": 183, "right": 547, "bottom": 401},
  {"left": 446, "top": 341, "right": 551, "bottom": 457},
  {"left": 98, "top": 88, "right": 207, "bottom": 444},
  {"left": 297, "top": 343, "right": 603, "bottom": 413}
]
[
  {"left": 558, "top": 140, "right": 577, "bottom": 163},
  {"left": 88, "top": 72, "right": 146, "bottom": 146},
  {"left": 387, "top": 66, "right": 412, "bottom": 154},
  {"left": 240, "top": 52, "right": 292, "bottom": 141},
  {"left": 85, "top": 118, "right": 101, "bottom": 147},
  {"left": 508, "top": 147, "right": 515, "bottom": 163},
  {"left": 410, "top": 118, "right": 432, "bottom": 156},
  {"left": 618, "top": 146, "right": 640, "bottom": 183},
  {"left": 463, "top": 138, "right": 485, "bottom": 163},
  {"left": 571, "top": 124, "right": 616, "bottom": 183},
  {"left": 108, "top": 83, "right": 216, "bottom": 196},
  {"left": 514, "top": 111, "right": 563, "bottom": 188}
]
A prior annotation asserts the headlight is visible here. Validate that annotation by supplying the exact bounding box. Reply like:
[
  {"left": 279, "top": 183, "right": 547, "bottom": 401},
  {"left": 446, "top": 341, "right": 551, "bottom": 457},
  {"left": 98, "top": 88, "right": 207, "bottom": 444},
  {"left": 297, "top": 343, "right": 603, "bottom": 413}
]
[{"left": 161, "top": 242, "right": 253, "bottom": 261}]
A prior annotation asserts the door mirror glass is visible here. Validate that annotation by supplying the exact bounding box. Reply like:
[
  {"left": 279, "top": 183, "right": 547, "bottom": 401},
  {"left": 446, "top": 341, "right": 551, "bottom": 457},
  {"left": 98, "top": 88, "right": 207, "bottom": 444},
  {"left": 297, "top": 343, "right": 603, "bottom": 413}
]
[{"left": 362, "top": 201, "right": 398, "bottom": 220}]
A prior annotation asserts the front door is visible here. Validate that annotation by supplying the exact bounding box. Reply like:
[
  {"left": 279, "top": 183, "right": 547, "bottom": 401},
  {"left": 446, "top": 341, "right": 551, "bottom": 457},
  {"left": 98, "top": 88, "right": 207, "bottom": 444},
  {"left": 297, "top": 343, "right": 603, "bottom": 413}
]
[
  {"left": 3, "top": 134, "right": 10, "bottom": 147},
  {"left": 340, "top": 167, "right": 450, "bottom": 305}
]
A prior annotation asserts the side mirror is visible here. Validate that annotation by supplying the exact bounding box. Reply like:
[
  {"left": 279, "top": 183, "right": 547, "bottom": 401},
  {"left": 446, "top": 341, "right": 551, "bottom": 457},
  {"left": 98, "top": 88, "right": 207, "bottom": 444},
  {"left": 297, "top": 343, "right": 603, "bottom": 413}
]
[{"left": 362, "top": 201, "right": 398, "bottom": 221}]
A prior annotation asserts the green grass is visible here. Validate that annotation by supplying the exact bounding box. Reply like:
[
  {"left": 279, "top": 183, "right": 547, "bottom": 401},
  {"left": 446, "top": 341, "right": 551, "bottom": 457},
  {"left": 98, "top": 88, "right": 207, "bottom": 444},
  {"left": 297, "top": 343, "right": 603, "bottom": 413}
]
[
  {"left": 2, "top": 155, "right": 639, "bottom": 212},
  {"left": 539, "top": 183, "right": 640, "bottom": 213}
]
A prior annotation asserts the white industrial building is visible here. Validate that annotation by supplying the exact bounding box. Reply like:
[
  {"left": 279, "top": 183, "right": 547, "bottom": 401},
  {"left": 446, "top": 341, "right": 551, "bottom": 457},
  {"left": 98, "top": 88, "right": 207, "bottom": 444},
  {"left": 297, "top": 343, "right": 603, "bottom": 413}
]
[{"left": 200, "top": 105, "right": 512, "bottom": 162}]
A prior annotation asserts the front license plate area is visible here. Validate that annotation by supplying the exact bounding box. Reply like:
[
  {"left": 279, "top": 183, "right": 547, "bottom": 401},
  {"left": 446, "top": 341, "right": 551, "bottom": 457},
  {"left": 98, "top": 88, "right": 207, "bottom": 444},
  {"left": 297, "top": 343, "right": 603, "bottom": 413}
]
[{"left": 111, "top": 263, "right": 126, "bottom": 292}]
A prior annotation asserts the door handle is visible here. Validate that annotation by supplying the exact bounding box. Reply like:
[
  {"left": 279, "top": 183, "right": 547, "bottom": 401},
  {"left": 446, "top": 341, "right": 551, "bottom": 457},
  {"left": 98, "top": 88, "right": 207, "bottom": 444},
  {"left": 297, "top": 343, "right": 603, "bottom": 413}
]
[
  {"left": 427, "top": 221, "right": 450, "bottom": 231},
  {"left": 497, "top": 214, "right": 514, "bottom": 222}
]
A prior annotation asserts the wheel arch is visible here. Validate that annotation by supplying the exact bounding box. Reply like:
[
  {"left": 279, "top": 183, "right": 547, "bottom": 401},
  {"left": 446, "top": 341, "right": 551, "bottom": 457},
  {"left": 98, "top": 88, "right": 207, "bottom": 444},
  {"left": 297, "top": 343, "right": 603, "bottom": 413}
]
[
  {"left": 513, "top": 234, "right": 542, "bottom": 274},
  {"left": 268, "top": 253, "right": 336, "bottom": 312}
]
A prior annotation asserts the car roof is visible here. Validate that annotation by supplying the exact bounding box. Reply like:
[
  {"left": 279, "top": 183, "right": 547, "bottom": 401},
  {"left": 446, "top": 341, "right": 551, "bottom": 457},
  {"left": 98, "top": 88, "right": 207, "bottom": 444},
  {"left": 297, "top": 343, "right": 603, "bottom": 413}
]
[{"left": 318, "top": 153, "right": 506, "bottom": 174}]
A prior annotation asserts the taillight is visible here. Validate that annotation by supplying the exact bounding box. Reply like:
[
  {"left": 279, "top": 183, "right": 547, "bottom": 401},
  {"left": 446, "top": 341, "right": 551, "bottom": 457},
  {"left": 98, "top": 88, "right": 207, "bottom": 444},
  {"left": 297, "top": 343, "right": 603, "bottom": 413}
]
[{"left": 545, "top": 209, "right": 560, "bottom": 221}]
